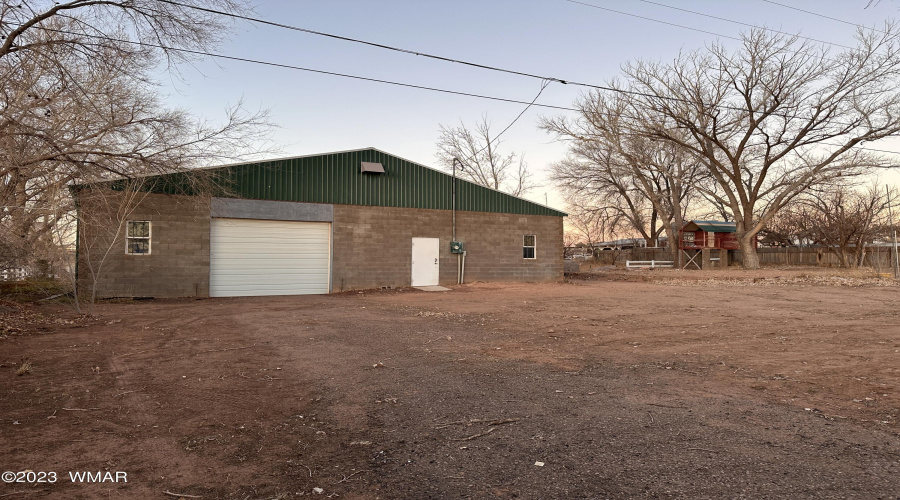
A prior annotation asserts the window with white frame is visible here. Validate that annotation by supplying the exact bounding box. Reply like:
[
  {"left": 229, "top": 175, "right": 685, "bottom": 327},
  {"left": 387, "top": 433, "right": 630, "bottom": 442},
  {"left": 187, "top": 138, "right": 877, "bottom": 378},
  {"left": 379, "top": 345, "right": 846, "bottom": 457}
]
[
  {"left": 126, "top": 221, "right": 151, "bottom": 255},
  {"left": 523, "top": 234, "right": 536, "bottom": 259}
]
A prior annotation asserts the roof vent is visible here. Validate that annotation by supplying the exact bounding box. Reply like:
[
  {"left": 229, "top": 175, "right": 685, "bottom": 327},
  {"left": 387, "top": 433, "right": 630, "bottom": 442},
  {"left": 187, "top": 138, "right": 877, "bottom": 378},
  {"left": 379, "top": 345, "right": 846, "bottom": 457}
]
[{"left": 361, "top": 162, "right": 385, "bottom": 174}]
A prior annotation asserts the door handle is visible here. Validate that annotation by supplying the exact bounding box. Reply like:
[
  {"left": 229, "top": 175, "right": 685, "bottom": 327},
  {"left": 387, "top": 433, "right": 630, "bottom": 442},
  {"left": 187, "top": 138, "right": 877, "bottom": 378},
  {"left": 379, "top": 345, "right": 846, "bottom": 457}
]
[{"left": 434, "top": 258, "right": 438, "bottom": 264}]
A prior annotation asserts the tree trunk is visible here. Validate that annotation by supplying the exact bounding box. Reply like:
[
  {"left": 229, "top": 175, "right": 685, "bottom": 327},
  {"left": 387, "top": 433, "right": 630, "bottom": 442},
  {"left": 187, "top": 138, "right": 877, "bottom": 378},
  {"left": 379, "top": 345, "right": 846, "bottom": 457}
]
[
  {"left": 838, "top": 249, "right": 852, "bottom": 268},
  {"left": 739, "top": 234, "right": 760, "bottom": 269},
  {"left": 664, "top": 222, "right": 679, "bottom": 260}
]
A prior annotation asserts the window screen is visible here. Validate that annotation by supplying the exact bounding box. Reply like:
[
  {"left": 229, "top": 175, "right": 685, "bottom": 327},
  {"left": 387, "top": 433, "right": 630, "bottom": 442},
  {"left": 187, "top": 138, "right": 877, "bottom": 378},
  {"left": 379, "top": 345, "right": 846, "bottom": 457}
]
[
  {"left": 126, "top": 221, "right": 151, "bottom": 255},
  {"left": 523, "top": 234, "right": 536, "bottom": 259}
]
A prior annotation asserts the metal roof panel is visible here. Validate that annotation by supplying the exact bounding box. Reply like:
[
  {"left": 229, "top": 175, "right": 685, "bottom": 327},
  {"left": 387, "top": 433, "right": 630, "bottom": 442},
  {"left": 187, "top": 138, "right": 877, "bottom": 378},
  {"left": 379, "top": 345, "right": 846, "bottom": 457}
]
[
  {"left": 686, "top": 220, "right": 737, "bottom": 233},
  {"left": 89, "top": 148, "right": 566, "bottom": 217}
]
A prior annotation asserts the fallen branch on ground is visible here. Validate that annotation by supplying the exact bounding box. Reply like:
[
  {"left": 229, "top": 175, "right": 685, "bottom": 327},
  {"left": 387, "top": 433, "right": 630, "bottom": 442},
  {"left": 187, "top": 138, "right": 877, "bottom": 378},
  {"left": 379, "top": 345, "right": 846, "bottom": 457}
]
[
  {"left": 120, "top": 349, "right": 152, "bottom": 357},
  {"left": 163, "top": 491, "right": 202, "bottom": 499},
  {"left": 115, "top": 387, "right": 145, "bottom": 397},
  {"left": 488, "top": 418, "right": 519, "bottom": 426},
  {"left": 434, "top": 417, "right": 519, "bottom": 429},
  {"left": 451, "top": 427, "right": 496, "bottom": 441},
  {"left": 336, "top": 470, "right": 369, "bottom": 483}
]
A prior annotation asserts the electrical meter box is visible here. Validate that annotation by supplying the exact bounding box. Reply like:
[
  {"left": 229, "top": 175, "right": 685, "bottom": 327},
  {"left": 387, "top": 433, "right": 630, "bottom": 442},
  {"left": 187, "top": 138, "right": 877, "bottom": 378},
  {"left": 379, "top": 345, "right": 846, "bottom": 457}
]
[{"left": 450, "top": 241, "right": 465, "bottom": 254}]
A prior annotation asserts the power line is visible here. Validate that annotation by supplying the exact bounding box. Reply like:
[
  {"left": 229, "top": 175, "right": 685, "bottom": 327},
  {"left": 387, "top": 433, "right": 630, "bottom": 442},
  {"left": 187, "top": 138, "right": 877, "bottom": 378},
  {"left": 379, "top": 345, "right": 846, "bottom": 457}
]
[
  {"left": 489, "top": 80, "right": 552, "bottom": 153},
  {"left": 39, "top": 26, "right": 578, "bottom": 111},
  {"left": 159, "top": 1, "right": 557, "bottom": 172},
  {"left": 148, "top": 0, "right": 900, "bottom": 149},
  {"left": 28, "top": 25, "right": 900, "bottom": 157},
  {"left": 152, "top": 0, "right": 871, "bottom": 127},
  {"left": 567, "top": 0, "right": 859, "bottom": 62},
  {"left": 153, "top": 0, "right": 744, "bottom": 108},
  {"left": 564, "top": 0, "right": 742, "bottom": 42},
  {"left": 154, "top": 0, "right": 579, "bottom": 87},
  {"left": 455, "top": 79, "right": 552, "bottom": 169},
  {"left": 634, "top": 0, "right": 852, "bottom": 49},
  {"left": 759, "top": 0, "right": 890, "bottom": 35}
]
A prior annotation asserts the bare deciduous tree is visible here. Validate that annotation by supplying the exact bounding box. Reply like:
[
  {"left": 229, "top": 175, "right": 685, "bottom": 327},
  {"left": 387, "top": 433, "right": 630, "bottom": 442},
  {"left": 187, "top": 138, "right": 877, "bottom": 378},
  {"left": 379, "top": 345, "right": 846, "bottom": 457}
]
[
  {"left": 552, "top": 154, "right": 662, "bottom": 247},
  {"left": 435, "top": 116, "right": 535, "bottom": 196},
  {"left": 543, "top": 92, "right": 704, "bottom": 256},
  {"left": 70, "top": 181, "right": 153, "bottom": 313},
  {"left": 0, "top": 0, "right": 248, "bottom": 65},
  {"left": 594, "top": 27, "right": 900, "bottom": 268},
  {"left": 769, "top": 183, "right": 896, "bottom": 267},
  {"left": 565, "top": 204, "right": 615, "bottom": 256},
  {"left": 0, "top": 2, "right": 274, "bottom": 276}
]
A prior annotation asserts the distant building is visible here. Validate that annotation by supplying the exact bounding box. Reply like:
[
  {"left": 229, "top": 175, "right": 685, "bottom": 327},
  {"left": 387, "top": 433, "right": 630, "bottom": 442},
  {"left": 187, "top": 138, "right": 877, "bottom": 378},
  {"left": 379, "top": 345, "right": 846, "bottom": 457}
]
[{"left": 592, "top": 237, "right": 669, "bottom": 250}]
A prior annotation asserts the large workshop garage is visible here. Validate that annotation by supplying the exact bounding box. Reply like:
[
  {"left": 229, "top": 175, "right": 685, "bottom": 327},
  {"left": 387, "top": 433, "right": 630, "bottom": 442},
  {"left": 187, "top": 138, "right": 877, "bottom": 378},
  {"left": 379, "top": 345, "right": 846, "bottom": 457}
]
[{"left": 74, "top": 148, "right": 565, "bottom": 298}]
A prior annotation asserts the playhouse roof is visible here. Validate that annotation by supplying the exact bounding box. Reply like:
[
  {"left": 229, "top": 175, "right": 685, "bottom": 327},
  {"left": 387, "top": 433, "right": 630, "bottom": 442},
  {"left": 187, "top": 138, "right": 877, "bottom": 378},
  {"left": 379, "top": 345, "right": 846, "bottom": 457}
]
[{"left": 682, "top": 220, "right": 737, "bottom": 233}]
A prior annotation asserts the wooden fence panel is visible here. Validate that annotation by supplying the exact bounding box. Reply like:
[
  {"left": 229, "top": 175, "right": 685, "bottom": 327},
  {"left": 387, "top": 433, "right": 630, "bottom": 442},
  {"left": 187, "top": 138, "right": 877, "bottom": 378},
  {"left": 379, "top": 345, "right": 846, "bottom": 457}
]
[{"left": 603, "top": 247, "right": 898, "bottom": 268}]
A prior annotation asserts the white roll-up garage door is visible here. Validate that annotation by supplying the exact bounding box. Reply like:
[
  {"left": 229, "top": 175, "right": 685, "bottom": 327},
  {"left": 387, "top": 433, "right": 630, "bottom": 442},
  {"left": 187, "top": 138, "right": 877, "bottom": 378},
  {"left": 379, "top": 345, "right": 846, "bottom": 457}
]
[{"left": 210, "top": 218, "right": 331, "bottom": 297}]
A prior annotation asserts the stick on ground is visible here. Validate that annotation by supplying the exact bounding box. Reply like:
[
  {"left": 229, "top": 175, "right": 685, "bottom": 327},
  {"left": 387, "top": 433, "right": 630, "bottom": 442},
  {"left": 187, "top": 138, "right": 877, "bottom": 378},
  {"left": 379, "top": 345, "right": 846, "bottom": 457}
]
[
  {"left": 336, "top": 470, "right": 369, "bottom": 483},
  {"left": 163, "top": 491, "right": 202, "bottom": 499},
  {"left": 452, "top": 427, "right": 496, "bottom": 441}
]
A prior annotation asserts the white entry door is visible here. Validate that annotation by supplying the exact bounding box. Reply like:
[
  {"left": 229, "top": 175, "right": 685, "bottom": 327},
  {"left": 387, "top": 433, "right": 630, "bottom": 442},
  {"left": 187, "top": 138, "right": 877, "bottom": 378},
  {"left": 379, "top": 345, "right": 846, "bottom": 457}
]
[{"left": 411, "top": 237, "right": 440, "bottom": 286}]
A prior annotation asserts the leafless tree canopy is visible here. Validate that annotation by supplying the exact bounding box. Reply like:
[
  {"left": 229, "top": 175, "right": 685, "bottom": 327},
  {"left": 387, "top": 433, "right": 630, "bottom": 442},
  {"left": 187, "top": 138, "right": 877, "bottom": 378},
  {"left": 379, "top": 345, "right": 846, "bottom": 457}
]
[
  {"left": 542, "top": 91, "right": 705, "bottom": 255},
  {"left": 0, "top": 1, "right": 274, "bottom": 273},
  {"left": 564, "top": 205, "right": 611, "bottom": 251},
  {"left": 765, "top": 182, "right": 897, "bottom": 267},
  {"left": 435, "top": 116, "right": 535, "bottom": 197},
  {"left": 0, "top": 0, "right": 248, "bottom": 66},
  {"left": 547, "top": 26, "right": 900, "bottom": 268}
]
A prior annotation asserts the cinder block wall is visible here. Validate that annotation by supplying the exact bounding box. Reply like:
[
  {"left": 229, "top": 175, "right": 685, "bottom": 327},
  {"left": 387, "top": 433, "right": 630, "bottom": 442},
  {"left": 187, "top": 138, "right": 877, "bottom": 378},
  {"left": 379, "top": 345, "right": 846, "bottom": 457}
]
[
  {"left": 78, "top": 191, "right": 210, "bottom": 298},
  {"left": 79, "top": 193, "right": 563, "bottom": 297},
  {"left": 332, "top": 205, "right": 563, "bottom": 291}
]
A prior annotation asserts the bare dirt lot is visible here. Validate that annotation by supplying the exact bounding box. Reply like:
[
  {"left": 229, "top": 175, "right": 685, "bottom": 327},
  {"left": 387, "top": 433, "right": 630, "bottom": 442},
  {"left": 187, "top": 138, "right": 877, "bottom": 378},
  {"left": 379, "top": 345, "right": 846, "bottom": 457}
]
[{"left": 2, "top": 268, "right": 900, "bottom": 499}]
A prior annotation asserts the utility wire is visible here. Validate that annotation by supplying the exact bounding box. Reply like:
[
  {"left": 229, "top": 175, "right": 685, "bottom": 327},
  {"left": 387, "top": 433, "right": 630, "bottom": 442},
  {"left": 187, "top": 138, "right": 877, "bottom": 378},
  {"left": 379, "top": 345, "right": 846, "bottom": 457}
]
[
  {"left": 564, "top": 0, "right": 741, "bottom": 42},
  {"left": 155, "top": 0, "right": 580, "bottom": 87},
  {"left": 157, "top": 0, "right": 860, "bottom": 122},
  {"left": 32, "top": 26, "right": 576, "bottom": 112},
  {"left": 491, "top": 80, "right": 551, "bottom": 150},
  {"left": 455, "top": 79, "right": 552, "bottom": 169},
  {"left": 567, "top": 0, "right": 856, "bottom": 65},
  {"left": 759, "top": 0, "right": 890, "bottom": 35},
  {"left": 28, "top": 25, "right": 900, "bottom": 157},
  {"left": 153, "top": 0, "right": 741, "bottom": 108},
  {"left": 634, "top": 0, "right": 852, "bottom": 49}
]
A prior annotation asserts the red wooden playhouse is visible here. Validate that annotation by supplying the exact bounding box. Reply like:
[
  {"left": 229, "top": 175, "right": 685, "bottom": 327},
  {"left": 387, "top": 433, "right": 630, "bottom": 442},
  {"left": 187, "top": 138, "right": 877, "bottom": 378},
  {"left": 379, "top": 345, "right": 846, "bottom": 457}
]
[{"left": 678, "top": 220, "right": 755, "bottom": 269}]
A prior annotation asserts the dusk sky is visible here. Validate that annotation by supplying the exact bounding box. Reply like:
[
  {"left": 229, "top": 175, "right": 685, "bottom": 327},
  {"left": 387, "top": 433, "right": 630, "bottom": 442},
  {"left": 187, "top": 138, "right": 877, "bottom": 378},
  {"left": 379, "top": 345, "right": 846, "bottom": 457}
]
[{"left": 160, "top": 0, "right": 900, "bottom": 210}]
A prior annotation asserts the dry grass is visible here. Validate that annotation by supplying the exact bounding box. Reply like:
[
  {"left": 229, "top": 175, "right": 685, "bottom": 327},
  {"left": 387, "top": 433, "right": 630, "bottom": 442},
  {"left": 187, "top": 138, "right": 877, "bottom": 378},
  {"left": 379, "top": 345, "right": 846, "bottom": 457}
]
[
  {"left": 16, "top": 358, "right": 32, "bottom": 376},
  {"left": 0, "top": 279, "right": 69, "bottom": 303}
]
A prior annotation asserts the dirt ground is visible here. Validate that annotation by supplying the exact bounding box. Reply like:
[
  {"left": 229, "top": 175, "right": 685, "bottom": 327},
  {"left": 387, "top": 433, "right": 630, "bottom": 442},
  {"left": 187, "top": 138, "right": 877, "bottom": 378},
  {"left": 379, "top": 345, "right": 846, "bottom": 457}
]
[{"left": 2, "top": 268, "right": 900, "bottom": 499}]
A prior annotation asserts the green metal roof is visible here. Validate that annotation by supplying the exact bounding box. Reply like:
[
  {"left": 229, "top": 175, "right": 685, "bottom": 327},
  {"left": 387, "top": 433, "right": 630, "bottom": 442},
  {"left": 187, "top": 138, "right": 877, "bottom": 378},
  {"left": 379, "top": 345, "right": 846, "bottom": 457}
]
[
  {"left": 100, "top": 148, "right": 566, "bottom": 217},
  {"left": 683, "top": 220, "right": 736, "bottom": 233}
]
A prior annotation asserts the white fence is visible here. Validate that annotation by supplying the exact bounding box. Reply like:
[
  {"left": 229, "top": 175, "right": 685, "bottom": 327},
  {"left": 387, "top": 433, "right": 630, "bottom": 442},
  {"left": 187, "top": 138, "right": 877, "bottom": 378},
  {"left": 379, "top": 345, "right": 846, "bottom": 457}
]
[
  {"left": 0, "top": 267, "right": 31, "bottom": 281},
  {"left": 625, "top": 260, "right": 674, "bottom": 269}
]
